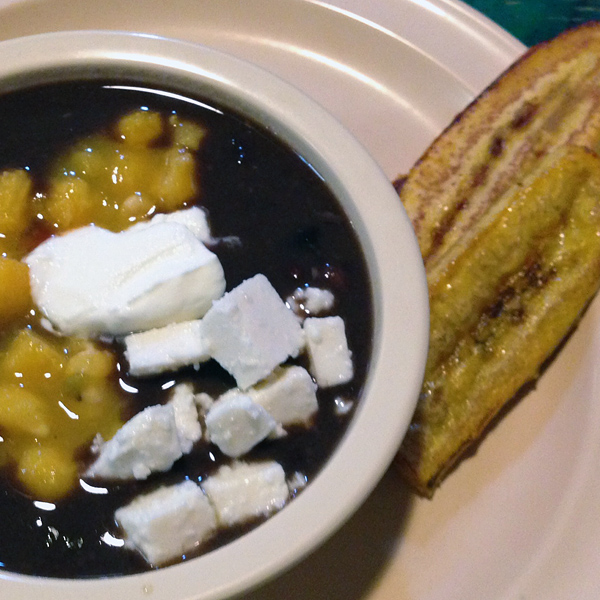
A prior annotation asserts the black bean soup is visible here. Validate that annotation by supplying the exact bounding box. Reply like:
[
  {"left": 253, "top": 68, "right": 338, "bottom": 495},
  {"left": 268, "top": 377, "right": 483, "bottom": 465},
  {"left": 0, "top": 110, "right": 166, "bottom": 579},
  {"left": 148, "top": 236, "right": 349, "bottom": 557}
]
[{"left": 0, "top": 81, "right": 373, "bottom": 577}]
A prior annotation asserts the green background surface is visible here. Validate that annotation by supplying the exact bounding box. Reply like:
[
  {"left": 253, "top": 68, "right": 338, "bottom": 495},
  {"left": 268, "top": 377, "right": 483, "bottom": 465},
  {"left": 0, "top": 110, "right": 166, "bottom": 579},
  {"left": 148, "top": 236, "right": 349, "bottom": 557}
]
[{"left": 466, "top": 0, "right": 600, "bottom": 46}]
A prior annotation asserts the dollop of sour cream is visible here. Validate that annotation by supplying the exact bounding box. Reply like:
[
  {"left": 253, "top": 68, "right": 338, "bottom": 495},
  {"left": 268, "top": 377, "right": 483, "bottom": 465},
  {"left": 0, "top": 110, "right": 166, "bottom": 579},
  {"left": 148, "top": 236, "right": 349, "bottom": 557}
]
[{"left": 25, "top": 221, "right": 225, "bottom": 337}]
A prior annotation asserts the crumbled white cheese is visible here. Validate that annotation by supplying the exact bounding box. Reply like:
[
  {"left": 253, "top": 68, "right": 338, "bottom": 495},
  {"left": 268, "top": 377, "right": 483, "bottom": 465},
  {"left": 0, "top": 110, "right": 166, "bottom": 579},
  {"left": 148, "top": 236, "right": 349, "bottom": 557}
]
[
  {"left": 202, "top": 274, "right": 304, "bottom": 389},
  {"left": 25, "top": 222, "right": 225, "bottom": 337},
  {"left": 128, "top": 206, "right": 212, "bottom": 244},
  {"left": 194, "top": 392, "right": 215, "bottom": 414},
  {"left": 168, "top": 383, "right": 202, "bottom": 453},
  {"left": 286, "top": 286, "right": 335, "bottom": 317},
  {"left": 201, "top": 461, "right": 288, "bottom": 527},
  {"left": 222, "top": 366, "right": 318, "bottom": 427},
  {"left": 205, "top": 394, "right": 276, "bottom": 457},
  {"left": 252, "top": 365, "right": 318, "bottom": 426},
  {"left": 86, "top": 404, "right": 183, "bottom": 480},
  {"left": 124, "top": 319, "right": 210, "bottom": 377},
  {"left": 303, "top": 316, "right": 354, "bottom": 388},
  {"left": 115, "top": 480, "right": 217, "bottom": 566}
]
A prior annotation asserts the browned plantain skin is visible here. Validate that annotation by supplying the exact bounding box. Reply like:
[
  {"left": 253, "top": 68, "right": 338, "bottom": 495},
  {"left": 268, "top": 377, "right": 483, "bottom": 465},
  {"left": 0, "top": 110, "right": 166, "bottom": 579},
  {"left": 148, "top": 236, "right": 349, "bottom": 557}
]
[{"left": 395, "top": 22, "right": 600, "bottom": 497}]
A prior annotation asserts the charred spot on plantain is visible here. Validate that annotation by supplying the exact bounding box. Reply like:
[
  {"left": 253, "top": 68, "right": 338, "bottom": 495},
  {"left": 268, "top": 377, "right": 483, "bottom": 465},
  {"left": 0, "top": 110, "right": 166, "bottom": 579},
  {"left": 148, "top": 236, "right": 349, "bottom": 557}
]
[
  {"left": 524, "top": 261, "right": 555, "bottom": 288},
  {"left": 473, "top": 286, "right": 526, "bottom": 348},
  {"left": 428, "top": 159, "right": 494, "bottom": 257},
  {"left": 427, "top": 197, "right": 469, "bottom": 260},
  {"left": 471, "top": 163, "right": 489, "bottom": 188},
  {"left": 393, "top": 175, "right": 407, "bottom": 195},
  {"left": 511, "top": 101, "right": 539, "bottom": 130},
  {"left": 489, "top": 136, "right": 505, "bottom": 157},
  {"left": 476, "top": 261, "right": 556, "bottom": 341},
  {"left": 487, "top": 286, "right": 516, "bottom": 319}
]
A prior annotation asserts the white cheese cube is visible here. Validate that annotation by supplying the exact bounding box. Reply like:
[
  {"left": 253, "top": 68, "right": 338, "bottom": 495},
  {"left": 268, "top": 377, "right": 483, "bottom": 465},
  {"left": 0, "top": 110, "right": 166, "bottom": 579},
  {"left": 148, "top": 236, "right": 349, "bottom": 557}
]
[
  {"left": 303, "top": 286, "right": 335, "bottom": 313},
  {"left": 86, "top": 404, "right": 183, "bottom": 480},
  {"left": 25, "top": 222, "right": 225, "bottom": 337},
  {"left": 129, "top": 206, "right": 212, "bottom": 243},
  {"left": 124, "top": 319, "right": 210, "bottom": 377},
  {"left": 226, "top": 366, "right": 318, "bottom": 427},
  {"left": 286, "top": 286, "right": 335, "bottom": 317},
  {"left": 205, "top": 394, "right": 276, "bottom": 457},
  {"left": 168, "top": 383, "right": 202, "bottom": 453},
  {"left": 194, "top": 392, "right": 215, "bottom": 414},
  {"left": 303, "top": 316, "right": 354, "bottom": 388},
  {"left": 115, "top": 480, "right": 217, "bottom": 566},
  {"left": 202, "top": 274, "right": 304, "bottom": 389},
  {"left": 202, "top": 461, "right": 288, "bottom": 527}
]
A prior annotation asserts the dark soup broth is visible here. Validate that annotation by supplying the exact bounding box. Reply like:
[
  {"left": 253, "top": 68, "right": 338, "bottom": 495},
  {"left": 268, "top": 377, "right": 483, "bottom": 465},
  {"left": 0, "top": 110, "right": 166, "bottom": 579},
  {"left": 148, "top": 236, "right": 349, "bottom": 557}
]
[{"left": 0, "top": 80, "right": 372, "bottom": 577}]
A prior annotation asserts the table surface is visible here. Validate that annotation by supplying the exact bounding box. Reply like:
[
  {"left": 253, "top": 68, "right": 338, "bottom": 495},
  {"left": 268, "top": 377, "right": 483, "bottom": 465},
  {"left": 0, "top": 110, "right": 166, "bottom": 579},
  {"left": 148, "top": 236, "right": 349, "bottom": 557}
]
[{"left": 466, "top": 0, "right": 600, "bottom": 46}]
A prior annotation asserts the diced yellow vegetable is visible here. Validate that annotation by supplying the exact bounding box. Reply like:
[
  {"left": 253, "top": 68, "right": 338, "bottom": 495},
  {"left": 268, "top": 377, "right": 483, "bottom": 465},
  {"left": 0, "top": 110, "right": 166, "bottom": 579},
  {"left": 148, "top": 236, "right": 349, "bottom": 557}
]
[
  {"left": 154, "top": 147, "right": 197, "bottom": 211},
  {"left": 17, "top": 444, "right": 78, "bottom": 501},
  {"left": 0, "top": 384, "right": 51, "bottom": 438},
  {"left": 0, "top": 107, "right": 211, "bottom": 501},
  {"left": 0, "top": 169, "right": 32, "bottom": 238},
  {"left": 66, "top": 346, "right": 114, "bottom": 379},
  {"left": 65, "top": 139, "right": 110, "bottom": 181},
  {"left": 64, "top": 346, "right": 115, "bottom": 394},
  {"left": 118, "top": 110, "right": 163, "bottom": 147},
  {"left": 44, "top": 177, "right": 98, "bottom": 231},
  {"left": 0, "top": 332, "right": 124, "bottom": 499},
  {"left": 0, "top": 329, "right": 65, "bottom": 395},
  {"left": 120, "top": 192, "right": 155, "bottom": 222},
  {"left": 0, "top": 257, "right": 31, "bottom": 325},
  {"left": 169, "top": 114, "right": 206, "bottom": 150},
  {"left": 41, "top": 110, "right": 204, "bottom": 232},
  {"left": 104, "top": 148, "right": 159, "bottom": 200}
]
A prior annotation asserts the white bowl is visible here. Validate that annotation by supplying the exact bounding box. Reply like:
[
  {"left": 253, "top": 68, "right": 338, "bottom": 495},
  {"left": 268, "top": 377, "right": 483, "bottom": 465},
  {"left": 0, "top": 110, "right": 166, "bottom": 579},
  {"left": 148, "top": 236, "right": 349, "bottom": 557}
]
[{"left": 0, "top": 30, "right": 428, "bottom": 600}]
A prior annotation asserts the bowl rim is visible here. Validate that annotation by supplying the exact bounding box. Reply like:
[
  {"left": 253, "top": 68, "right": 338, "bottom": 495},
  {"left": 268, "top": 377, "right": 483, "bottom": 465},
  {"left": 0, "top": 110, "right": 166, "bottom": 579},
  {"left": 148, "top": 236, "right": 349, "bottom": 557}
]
[{"left": 0, "top": 30, "right": 429, "bottom": 600}]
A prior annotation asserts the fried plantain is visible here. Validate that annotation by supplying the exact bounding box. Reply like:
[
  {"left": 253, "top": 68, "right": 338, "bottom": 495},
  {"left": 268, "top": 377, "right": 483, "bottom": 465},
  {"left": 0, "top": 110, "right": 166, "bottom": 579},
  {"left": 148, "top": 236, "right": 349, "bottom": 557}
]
[{"left": 395, "top": 23, "right": 600, "bottom": 496}]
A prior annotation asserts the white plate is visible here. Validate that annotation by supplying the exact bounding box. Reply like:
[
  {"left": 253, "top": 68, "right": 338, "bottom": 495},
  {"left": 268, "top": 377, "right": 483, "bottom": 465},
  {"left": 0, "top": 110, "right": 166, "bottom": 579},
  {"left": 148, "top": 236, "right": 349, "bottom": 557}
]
[{"left": 0, "top": 1, "right": 598, "bottom": 599}]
